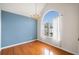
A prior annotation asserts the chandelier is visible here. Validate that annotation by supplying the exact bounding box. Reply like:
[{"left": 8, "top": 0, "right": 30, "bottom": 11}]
[{"left": 32, "top": 4, "right": 40, "bottom": 20}]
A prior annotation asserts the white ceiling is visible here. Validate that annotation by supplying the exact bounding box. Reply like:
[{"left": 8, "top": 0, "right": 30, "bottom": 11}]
[{"left": 0, "top": 3, "right": 46, "bottom": 17}]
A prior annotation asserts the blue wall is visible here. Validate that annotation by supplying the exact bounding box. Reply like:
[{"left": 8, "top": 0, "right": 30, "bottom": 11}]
[{"left": 1, "top": 10, "right": 37, "bottom": 47}]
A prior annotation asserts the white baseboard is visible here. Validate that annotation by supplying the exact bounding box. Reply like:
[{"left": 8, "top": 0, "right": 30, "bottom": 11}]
[
  {"left": 1, "top": 39, "right": 36, "bottom": 50},
  {"left": 1, "top": 39, "right": 78, "bottom": 55},
  {"left": 38, "top": 39, "right": 76, "bottom": 55}
]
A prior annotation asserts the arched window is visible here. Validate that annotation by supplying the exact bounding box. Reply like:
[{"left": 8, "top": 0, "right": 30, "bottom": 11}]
[{"left": 41, "top": 10, "right": 62, "bottom": 46}]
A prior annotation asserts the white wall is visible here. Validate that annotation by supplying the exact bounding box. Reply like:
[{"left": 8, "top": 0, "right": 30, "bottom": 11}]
[
  {"left": 38, "top": 3, "right": 79, "bottom": 54},
  {"left": 77, "top": 7, "right": 79, "bottom": 54}
]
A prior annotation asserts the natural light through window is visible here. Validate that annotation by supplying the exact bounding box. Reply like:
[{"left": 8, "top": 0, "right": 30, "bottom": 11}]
[
  {"left": 52, "top": 16, "right": 61, "bottom": 43},
  {"left": 42, "top": 10, "right": 62, "bottom": 46}
]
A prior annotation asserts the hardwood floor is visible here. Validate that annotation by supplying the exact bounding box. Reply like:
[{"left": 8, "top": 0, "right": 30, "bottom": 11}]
[{"left": 1, "top": 40, "right": 73, "bottom": 55}]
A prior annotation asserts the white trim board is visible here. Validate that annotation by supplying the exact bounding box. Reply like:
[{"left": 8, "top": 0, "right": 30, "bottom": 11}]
[
  {"left": 1, "top": 39, "right": 77, "bottom": 54},
  {"left": 37, "top": 39, "right": 77, "bottom": 55},
  {"left": 1, "top": 39, "right": 36, "bottom": 50}
]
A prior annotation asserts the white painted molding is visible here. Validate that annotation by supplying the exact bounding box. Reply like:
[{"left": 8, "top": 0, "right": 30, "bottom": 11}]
[
  {"left": 1, "top": 39, "right": 36, "bottom": 50},
  {"left": 1, "top": 39, "right": 78, "bottom": 55},
  {"left": 37, "top": 39, "right": 77, "bottom": 55}
]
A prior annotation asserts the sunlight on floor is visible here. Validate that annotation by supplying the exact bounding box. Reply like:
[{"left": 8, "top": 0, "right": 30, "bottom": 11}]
[{"left": 44, "top": 48, "right": 54, "bottom": 55}]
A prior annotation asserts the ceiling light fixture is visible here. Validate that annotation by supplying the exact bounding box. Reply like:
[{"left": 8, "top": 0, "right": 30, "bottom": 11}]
[{"left": 32, "top": 3, "right": 40, "bottom": 20}]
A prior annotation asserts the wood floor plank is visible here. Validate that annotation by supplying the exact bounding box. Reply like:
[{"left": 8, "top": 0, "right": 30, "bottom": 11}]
[
  {"left": 1, "top": 40, "right": 73, "bottom": 55},
  {"left": 0, "top": 51, "right": 1, "bottom": 55},
  {"left": 1, "top": 47, "right": 14, "bottom": 55}
]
